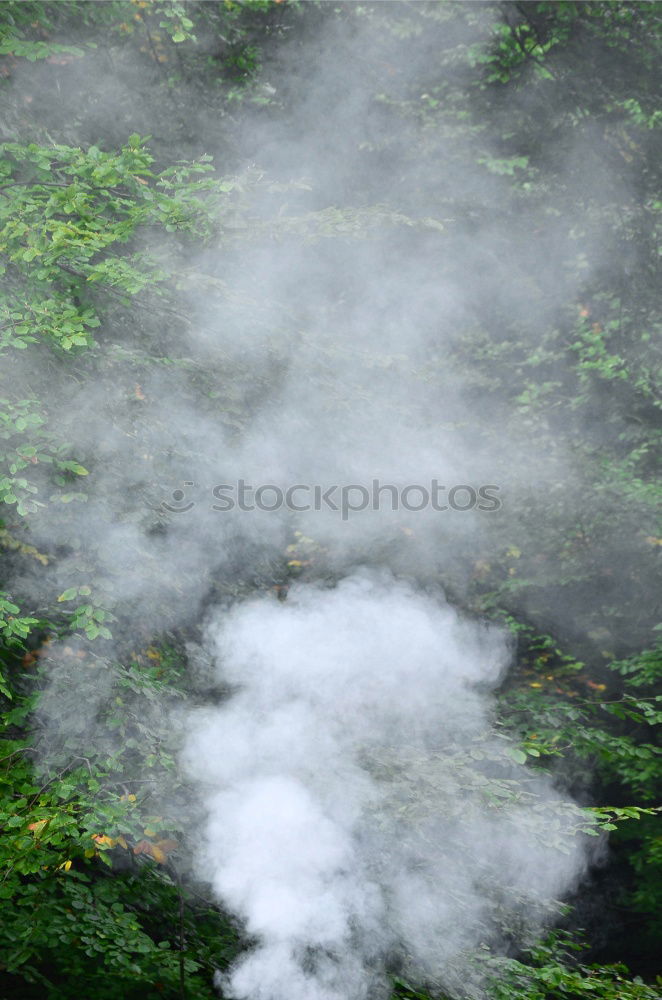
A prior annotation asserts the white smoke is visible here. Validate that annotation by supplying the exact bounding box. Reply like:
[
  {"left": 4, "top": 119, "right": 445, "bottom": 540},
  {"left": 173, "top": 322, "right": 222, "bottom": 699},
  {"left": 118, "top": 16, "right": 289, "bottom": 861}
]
[
  {"left": 183, "top": 571, "right": 587, "bottom": 999},
  {"left": 4, "top": 6, "right": 618, "bottom": 996}
]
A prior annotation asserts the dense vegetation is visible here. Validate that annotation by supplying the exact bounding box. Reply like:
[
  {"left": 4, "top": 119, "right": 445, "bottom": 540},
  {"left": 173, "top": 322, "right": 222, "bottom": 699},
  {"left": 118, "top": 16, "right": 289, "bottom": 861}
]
[{"left": 0, "top": 3, "right": 660, "bottom": 999}]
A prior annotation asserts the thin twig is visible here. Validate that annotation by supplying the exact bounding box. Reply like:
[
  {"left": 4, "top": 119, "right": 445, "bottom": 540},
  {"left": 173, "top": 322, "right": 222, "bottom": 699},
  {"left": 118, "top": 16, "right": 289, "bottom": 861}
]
[{"left": 0, "top": 745, "right": 37, "bottom": 763}]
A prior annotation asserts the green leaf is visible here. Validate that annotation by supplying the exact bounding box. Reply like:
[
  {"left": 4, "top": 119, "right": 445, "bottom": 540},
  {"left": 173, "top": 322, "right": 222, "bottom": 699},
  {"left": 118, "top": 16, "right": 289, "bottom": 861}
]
[{"left": 57, "top": 588, "right": 78, "bottom": 602}]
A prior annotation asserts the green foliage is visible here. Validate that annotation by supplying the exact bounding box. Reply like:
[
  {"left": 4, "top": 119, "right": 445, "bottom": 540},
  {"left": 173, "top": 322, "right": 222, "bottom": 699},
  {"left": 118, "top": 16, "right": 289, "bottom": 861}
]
[
  {"left": 0, "top": 134, "right": 239, "bottom": 532},
  {"left": 0, "top": 592, "right": 38, "bottom": 697},
  {"left": 497, "top": 632, "right": 662, "bottom": 963},
  {"left": 1, "top": 869, "right": 233, "bottom": 999},
  {"left": 0, "top": 2, "right": 660, "bottom": 997},
  {"left": 0, "top": 0, "right": 86, "bottom": 63},
  {"left": 498, "top": 636, "right": 662, "bottom": 799},
  {"left": 392, "top": 932, "right": 662, "bottom": 1000},
  {"left": 0, "top": 397, "right": 90, "bottom": 515},
  {"left": 0, "top": 635, "right": 238, "bottom": 997},
  {"left": 480, "top": 931, "right": 662, "bottom": 1000},
  {"left": 0, "top": 136, "right": 223, "bottom": 352}
]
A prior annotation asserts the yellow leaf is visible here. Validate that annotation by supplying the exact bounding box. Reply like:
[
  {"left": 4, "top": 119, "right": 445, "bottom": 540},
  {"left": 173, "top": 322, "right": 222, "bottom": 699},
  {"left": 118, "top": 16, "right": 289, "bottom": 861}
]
[
  {"left": 155, "top": 838, "right": 178, "bottom": 855},
  {"left": 133, "top": 837, "right": 176, "bottom": 864},
  {"left": 92, "top": 834, "right": 116, "bottom": 848},
  {"left": 150, "top": 844, "right": 167, "bottom": 864}
]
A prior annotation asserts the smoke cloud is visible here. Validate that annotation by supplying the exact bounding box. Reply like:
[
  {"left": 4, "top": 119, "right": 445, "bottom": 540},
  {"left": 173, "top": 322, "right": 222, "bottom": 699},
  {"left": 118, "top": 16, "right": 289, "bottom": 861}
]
[
  {"left": 184, "top": 571, "right": 587, "bottom": 999},
  {"left": 4, "top": 3, "right": 628, "bottom": 996}
]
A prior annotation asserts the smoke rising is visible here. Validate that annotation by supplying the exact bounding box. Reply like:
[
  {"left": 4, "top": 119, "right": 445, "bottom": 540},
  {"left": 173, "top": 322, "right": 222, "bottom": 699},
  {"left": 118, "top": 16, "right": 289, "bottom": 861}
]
[
  {"left": 3, "top": 2, "right": 635, "bottom": 996},
  {"left": 8, "top": 2, "right": 602, "bottom": 616},
  {"left": 184, "top": 571, "right": 587, "bottom": 999}
]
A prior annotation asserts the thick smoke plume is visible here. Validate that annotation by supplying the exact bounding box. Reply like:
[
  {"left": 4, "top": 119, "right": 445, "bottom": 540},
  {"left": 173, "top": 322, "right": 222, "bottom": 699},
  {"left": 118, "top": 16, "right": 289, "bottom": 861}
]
[
  {"left": 3, "top": 3, "right": 624, "bottom": 997},
  {"left": 184, "top": 571, "right": 586, "bottom": 999}
]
